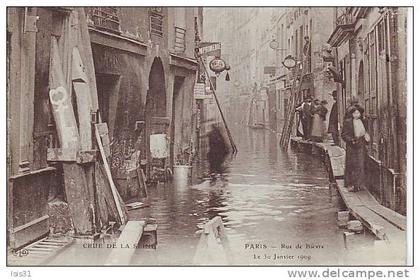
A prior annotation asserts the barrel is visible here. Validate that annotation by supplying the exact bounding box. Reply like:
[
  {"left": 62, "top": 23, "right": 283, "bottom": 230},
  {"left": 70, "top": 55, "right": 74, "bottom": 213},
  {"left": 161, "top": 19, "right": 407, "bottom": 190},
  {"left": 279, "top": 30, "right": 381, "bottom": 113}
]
[{"left": 173, "top": 165, "right": 192, "bottom": 188}]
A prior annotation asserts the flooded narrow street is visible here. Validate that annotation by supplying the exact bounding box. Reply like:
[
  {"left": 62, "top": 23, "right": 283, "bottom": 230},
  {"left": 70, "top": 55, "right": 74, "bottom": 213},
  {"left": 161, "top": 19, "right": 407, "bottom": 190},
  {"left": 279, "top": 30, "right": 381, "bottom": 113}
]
[{"left": 130, "top": 125, "right": 349, "bottom": 265}]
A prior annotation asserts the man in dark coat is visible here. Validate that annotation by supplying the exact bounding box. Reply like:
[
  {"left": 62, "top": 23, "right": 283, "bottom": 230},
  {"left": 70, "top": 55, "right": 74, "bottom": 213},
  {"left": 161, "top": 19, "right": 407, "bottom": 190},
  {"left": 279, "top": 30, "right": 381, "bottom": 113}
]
[
  {"left": 301, "top": 97, "right": 313, "bottom": 140},
  {"left": 328, "top": 91, "right": 339, "bottom": 145},
  {"left": 207, "top": 123, "right": 229, "bottom": 181}
]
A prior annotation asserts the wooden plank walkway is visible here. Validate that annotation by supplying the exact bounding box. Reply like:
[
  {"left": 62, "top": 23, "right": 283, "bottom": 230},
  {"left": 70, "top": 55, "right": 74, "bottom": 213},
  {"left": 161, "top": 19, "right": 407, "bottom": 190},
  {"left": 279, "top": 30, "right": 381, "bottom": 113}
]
[
  {"left": 104, "top": 221, "right": 146, "bottom": 265},
  {"left": 290, "top": 137, "right": 406, "bottom": 245}
]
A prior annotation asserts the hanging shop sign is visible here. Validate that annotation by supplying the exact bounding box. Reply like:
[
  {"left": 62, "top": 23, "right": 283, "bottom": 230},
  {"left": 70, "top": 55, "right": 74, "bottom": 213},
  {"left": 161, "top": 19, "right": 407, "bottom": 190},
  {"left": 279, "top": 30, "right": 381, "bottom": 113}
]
[
  {"left": 282, "top": 55, "right": 297, "bottom": 69},
  {"left": 198, "top": 42, "right": 221, "bottom": 57},
  {"left": 209, "top": 57, "right": 227, "bottom": 74},
  {"left": 269, "top": 39, "right": 280, "bottom": 50},
  {"left": 194, "top": 82, "right": 212, "bottom": 99}
]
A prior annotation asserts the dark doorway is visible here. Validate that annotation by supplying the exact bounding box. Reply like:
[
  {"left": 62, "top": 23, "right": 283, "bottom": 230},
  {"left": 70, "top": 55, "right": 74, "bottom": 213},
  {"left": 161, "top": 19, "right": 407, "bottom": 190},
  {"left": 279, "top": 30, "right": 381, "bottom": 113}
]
[
  {"left": 145, "top": 58, "right": 168, "bottom": 176},
  {"left": 96, "top": 73, "right": 121, "bottom": 139},
  {"left": 146, "top": 58, "right": 167, "bottom": 119},
  {"left": 171, "top": 76, "right": 185, "bottom": 166}
]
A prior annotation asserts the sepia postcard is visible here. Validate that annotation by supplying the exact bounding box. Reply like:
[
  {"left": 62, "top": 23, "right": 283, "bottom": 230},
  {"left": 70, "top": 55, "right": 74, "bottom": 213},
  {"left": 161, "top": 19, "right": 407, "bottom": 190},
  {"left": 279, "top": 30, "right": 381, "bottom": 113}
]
[{"left": 5, "top": 6, "right": 412, "bottom": 267}]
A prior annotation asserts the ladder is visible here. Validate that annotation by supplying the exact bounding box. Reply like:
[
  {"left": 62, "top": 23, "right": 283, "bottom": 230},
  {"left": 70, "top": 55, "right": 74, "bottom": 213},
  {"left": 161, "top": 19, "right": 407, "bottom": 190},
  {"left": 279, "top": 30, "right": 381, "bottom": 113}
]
[{"left": 279, "top": 67, "right": 305, "bottom": 148}]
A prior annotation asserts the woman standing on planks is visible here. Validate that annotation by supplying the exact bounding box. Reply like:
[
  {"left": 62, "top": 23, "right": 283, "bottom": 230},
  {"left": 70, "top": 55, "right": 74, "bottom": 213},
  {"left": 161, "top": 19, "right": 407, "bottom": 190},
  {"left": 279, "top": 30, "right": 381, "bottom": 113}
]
[{"left": 341, "top": 104, "right": 370, "bottom": 192}]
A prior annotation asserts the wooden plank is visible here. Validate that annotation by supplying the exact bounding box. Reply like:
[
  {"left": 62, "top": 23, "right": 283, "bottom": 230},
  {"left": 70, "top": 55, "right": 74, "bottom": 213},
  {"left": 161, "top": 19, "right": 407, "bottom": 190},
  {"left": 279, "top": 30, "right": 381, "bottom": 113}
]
[
  {"left": 136, "top": 168, "right": 148, "bottom": 199},
  {"left": 75, "top": 8, "right": 99, "bottom": 112},
  {"left": 9, "top": 215, "right": 49, "bottom": 249},
  {"left": 335, "top": 179, "right": 404, "bottom": 242},
  {"left": 96, "top": 123, "right": 111, "bottom": 158},
  {"left": 105, "top": 221, "right": 146, "bottom": 265},
  {"left": 95, "top": 162, "right": 110, "bottom": 228},
  {"left": 77, "top": 150, "right": 97, "bottom": 164},
  {"left": 49, "top": 37, "right": 79, "bottom": 149},
  {"left": 95, "top": 124, "right": 126, "bottom": 225},
  {"left": 72, "top": 47, "right": 92, "bottom": 151},
  {"left": 366, "top": 204, "right": 406, "bottom": 231},
  {"left": 73, "top": 82, "right": 92, "bottom": 150},
  {"left": 62, "top": 163, "right": 94, "bottom": 235},
  {"left": 47, "top": 147, "right": 77, "bottom": 162},
  {"left": 193, "top": 216, "right": 231, "bottom": 265}
]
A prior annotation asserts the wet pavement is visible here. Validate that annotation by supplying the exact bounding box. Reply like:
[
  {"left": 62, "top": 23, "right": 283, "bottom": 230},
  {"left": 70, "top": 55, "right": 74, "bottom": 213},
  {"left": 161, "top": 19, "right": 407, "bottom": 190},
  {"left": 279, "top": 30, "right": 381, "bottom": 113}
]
[{"left": 47, "top": 125, "right": 385, "bottom": 266}]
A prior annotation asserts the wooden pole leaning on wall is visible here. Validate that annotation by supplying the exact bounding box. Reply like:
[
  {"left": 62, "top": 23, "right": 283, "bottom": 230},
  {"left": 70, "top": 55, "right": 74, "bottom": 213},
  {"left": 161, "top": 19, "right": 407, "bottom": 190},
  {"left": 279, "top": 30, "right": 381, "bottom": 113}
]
[
  {"left": 95, "top": 124, "right": 127, "bottom": 226},
  {"left": 195, "top": 52, "right": 238, "bottom": 154}
]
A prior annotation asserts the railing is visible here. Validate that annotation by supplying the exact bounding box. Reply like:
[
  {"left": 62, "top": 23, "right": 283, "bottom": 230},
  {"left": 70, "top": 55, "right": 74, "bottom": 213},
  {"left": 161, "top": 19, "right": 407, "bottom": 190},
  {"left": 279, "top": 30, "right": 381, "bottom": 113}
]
[
  {"left": 87, "top": 7, "right": 120, "bottom": 34},
  {"left": 174, "top": 26, "right": 186, "bottom": 53},
  {"left": 336, "top": 9, "right": 355, "bottom": 26}
]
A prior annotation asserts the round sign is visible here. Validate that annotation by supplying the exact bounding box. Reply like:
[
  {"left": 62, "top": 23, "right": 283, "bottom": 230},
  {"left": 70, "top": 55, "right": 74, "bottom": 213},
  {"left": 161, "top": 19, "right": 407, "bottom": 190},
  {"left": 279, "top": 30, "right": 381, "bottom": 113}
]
[
  {"left": 269, "top": 39, "right": 280, "bottom": 50},
  {"left": 209, "top": 58, "right": 226, "bottom": 74},
  {"left": 282, "top": 55, "right": 297, "bottom": 69}
]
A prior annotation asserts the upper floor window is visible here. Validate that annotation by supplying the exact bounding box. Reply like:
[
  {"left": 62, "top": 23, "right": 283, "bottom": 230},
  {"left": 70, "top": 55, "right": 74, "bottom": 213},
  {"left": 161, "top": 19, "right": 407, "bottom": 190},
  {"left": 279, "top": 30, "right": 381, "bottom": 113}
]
[
  {"left": 174, "top": 8, "right": 186, "bottom": 53},
  {"left": 87, "top": 7, "right": 120, "bottom": 34},
  {"left": 149, "top": 7, "right": 164, "bottom": 37}
]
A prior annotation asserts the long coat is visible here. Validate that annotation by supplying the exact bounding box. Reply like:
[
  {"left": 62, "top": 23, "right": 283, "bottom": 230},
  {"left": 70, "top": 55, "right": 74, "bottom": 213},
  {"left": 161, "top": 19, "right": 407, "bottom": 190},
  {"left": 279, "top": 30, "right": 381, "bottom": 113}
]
[
  {"left": 208, "top": 127, "right": 229, "bottom": 173},
  {"left": 328, "top": 102, "right": 338, "bottom": 133},
  {"left": 341, "top": 118, "right": 368, "bottom": 190},
  {"left": 311, "top": 105, "right": 327, "bottom": 138}
]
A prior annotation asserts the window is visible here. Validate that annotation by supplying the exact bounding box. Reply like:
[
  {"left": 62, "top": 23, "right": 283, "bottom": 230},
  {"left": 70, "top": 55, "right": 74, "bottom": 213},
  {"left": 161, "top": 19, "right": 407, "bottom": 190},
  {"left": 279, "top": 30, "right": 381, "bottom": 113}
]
[
  {"left": 368, "top": 30, "right": 378, "bottom": 116},
  {"left": 149, "top": 8, "right": 164, "bottom": 37},
  {"left": 174, "top": 8, "right": 186, "bottom": 29},
  {"left": 174, "top": 27, "right": 186, "bottom": 53},
  {"left": 87, "top": 7, "right": 120, "bottom": 34}
]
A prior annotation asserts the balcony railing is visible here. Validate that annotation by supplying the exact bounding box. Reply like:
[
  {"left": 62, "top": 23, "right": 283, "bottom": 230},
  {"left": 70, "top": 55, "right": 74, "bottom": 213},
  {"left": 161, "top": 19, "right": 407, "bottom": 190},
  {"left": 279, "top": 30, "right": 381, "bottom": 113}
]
[
  {"left": 336, "top": 10, "right": 355, "bottom": 26},
  {"left": 174, "top": 26, "right": 186, "bottom": 53},
  {"left": 87, "top": 7, "right": 120, "bottom": 34},
  {"left": 327, "top": 9, "right": 356, "bottom": 47}
]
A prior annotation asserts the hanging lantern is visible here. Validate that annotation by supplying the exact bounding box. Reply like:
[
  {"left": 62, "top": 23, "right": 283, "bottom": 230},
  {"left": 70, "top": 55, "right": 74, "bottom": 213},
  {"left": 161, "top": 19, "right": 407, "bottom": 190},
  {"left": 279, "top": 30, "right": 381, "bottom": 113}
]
[{"left": 225, "top": 72, "right": 230, "bottom": 81}]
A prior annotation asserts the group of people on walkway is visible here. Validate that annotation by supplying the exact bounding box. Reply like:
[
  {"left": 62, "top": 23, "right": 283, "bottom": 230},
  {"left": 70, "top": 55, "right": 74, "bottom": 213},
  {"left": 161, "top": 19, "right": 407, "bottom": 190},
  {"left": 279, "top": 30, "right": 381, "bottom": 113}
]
[
  {"left": 297, "top": 91, "right": 370, "bottom": 193},
  {"left": 296, "top": 95, "right": 331, "bottom": 143}
]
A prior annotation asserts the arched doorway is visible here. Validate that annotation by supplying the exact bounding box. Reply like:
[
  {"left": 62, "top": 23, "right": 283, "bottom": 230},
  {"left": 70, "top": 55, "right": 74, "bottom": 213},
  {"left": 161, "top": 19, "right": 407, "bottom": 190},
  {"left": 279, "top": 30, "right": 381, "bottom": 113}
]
[
  {"left": 145, "top": 58, "right": 168, "bottom": 177},
  {"left": 146, "top": 57, "right": 166, "bottom": 118}
]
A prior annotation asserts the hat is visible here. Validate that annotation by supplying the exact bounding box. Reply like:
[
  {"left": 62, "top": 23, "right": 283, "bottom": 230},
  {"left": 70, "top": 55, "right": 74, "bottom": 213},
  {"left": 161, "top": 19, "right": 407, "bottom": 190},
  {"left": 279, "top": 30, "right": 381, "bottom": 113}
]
[
  {"left": 331, "top": 90, "right": 337, "bottom": 98},
  {"left": 321, "top": 100, "right": 328, "bottom": 105},
  {"left": 346, "top": 104, "right": 365, "bottom": 116}
]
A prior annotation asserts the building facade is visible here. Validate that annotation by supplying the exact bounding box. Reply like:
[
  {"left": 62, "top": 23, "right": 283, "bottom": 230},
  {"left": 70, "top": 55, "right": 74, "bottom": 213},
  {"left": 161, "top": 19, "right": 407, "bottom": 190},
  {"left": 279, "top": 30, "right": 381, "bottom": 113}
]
[
  {"left": 7, "top": 7, "right": 203, "bottom": 248},
  {"left": 328, "top": 7, "right": 407, "bottom": 214}
]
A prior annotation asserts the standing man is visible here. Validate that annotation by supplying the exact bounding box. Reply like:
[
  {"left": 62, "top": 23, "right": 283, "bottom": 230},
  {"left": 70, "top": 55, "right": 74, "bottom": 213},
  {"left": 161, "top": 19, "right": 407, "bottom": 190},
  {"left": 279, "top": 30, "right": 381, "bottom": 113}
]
[
  {"left": 328, "top": 91, "right": 339, "bottom": 145},
  {"left": 301, "top": 97, "right": 313, "bottom": 140},
  {"left": 207, "top": 123, "right": 229, "bottom": 183}
]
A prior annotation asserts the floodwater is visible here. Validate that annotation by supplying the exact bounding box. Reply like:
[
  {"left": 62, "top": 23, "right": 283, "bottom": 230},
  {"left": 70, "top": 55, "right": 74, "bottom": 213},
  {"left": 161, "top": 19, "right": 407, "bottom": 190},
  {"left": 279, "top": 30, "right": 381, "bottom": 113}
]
[
  {"left": 129, "top": 126, "right": 365, "bottom": 265},
  {"left": 48, "top": 125, "right": 386, "bottom": 266}
]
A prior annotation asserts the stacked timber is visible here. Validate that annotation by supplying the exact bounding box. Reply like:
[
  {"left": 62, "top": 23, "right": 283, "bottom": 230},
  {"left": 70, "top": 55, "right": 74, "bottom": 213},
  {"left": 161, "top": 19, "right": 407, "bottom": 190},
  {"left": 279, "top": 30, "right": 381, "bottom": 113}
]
[{"left": 47, "top": 8, "right": 127, "bottom": 237}]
